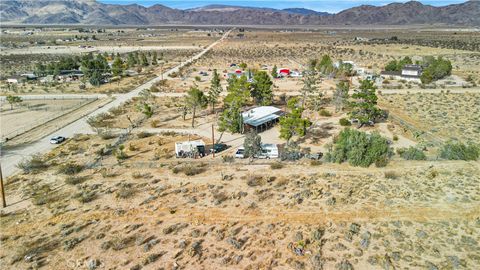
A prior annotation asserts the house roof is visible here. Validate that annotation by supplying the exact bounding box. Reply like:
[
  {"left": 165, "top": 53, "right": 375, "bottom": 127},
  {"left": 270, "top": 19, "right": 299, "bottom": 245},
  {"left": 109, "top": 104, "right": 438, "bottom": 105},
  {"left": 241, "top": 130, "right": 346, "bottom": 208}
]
[
  {"left": 242, "top": 106, "right": 283, "bottom": 127},
  {"left": 402, "top": 64, "right": 422, "bottom": 71}
]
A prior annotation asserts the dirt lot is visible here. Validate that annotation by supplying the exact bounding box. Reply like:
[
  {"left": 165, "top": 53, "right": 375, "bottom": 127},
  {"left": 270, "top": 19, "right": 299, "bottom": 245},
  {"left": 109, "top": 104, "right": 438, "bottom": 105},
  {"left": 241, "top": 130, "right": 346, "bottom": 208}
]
[
  {"left": 1, "top": 132, "right": 478, "bottom": 270},
  {"left": 0, "top": 98, "right": 95, "bottom": 140}
]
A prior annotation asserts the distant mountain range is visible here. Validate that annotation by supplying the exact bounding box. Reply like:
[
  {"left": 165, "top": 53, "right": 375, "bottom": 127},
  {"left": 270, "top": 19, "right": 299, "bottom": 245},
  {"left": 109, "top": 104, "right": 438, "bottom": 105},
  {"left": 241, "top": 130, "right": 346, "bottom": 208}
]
[{"left": 1, "top": 0, "right": 479, "bottom": 26}]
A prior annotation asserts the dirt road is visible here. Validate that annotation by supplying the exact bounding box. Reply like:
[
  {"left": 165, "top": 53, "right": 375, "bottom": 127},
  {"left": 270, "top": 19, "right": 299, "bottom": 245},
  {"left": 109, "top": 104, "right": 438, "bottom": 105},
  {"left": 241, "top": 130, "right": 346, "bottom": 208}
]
[{"left": 0, "top": 29, "right": 232, "bottom": 178}]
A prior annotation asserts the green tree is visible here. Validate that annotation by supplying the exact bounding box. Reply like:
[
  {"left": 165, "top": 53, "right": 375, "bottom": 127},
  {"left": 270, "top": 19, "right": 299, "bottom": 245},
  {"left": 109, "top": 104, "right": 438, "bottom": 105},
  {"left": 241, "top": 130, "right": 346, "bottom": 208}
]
[
  {"left": 300, "top": 70, "right": 319, "bottom": 108},
  {"left": 127, "top": 52, "right": 137, "bottom": 67},
  {"left": 151, "top": 51, "right": 158, "bottom": 65},
  {"left": 136, "top": 102, "right": 154, "bottom": 118},
  {"left": 207, "top": 69, "right": 222, "bottom": 114},
  {"left": 81, "top": 53, "right": 110, "bottom": 86},
  {"left": 111, "top": 56, "right": 124, "bottom": 77},
  {"left": 6, "top": 95, "right": 22, "bottom": 110},
  {"left": 186, "top": 86, "right": 208, "bottom": 127},
  {"left": 239, "top": 62, "right": 247, "bottom": 70},
  {"left": 333, "top": 81, "right": 349, "bottom": 112},
  {"left": 349, "top": 79, "right": 382, "bottom": 127},
  {"left": 317, "top": 54, "right": 334, "bottom": 75},
  {"left": 271, "top": 65, "right": 278, "bottom": 78},
  {"left": 385, "top": 60, "right": 398, "bottom": 71},
  {"left": 325, "top": 128, "right": 392, "bottom": 167},
  {"left": 140, "top": 52, "right": 149, "bottom": 66},
  {"left": 251, "top": 71, "right": 273, "bottom": 105},
  {"left": 218, "top": 75, "right": 250, "bottom": 133},
  {"left": 244, "top": 131, "right": 262, "bottom": 159},
  {"left": 279, "top": 97, "right": 311, "bottom": 143}
]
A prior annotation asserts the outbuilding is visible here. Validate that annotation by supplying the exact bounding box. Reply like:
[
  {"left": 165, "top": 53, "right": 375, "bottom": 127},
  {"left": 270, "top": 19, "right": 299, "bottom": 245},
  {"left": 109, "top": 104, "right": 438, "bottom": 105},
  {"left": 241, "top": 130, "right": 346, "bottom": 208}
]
[
  {"left": 278, "top": 68, "right": 290, "bottom": 76},
  {"left": 242, "top": 106, "right": 284, "bottom": 133}
]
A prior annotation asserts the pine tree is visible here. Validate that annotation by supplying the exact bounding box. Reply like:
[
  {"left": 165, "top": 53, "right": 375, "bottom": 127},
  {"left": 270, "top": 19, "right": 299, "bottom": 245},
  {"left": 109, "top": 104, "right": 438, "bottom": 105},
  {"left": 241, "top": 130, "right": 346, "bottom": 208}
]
[
  {"left": 349, "top": 79, "right": 382, "bottom": 127},
  {"left": 251, "top": 71, "right": 273, "bottom": 105},
  {"left": 207, "top": 69, "right": 222, "bottom": 114},
  {"left": 279, "top": 97, "right": 311, "bottom": 144}
]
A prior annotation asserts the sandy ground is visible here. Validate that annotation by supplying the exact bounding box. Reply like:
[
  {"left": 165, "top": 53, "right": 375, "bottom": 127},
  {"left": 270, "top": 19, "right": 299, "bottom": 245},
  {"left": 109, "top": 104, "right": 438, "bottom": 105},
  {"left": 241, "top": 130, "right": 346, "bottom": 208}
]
[
  {"left": 0, "top": 99, "right": 93, "bottom": 140},
  {"left": 0, "top": 45, "right": 203, "bottom": 55}
]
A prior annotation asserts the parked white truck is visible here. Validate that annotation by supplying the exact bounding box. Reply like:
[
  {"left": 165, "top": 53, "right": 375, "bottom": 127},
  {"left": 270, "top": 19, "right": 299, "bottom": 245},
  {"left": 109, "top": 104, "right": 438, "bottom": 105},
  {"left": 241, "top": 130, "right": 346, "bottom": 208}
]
[{"left": 175, "top": 140, "right": 206, "bottom": 158}]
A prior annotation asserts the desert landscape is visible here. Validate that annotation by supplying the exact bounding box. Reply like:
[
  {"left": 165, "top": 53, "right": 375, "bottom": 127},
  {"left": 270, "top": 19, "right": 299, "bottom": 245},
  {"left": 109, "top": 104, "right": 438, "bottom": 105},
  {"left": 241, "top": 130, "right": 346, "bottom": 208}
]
[{"left": 1, "top": 1, "right": 480, "bottom": 270}]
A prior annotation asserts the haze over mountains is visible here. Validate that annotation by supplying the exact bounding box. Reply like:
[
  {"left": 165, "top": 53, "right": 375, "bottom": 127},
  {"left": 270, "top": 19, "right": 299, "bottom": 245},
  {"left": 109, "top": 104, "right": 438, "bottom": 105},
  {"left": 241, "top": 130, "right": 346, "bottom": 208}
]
[{"left": 1, "top": 0, "right": 479, "bottom": 26}]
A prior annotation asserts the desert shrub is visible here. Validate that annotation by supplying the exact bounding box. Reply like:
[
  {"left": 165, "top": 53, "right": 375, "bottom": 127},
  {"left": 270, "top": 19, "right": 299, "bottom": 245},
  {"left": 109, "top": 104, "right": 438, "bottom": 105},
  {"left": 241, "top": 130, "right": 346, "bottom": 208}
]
[
  {"left": 397, "top": 147, "right": 427, "bottom": 160},
  {"left": 246, "top": 174, "right": 265, "bottom": 187},
  {"left": 392, "top": 135, "right": 399, "bottom": 141},
  {"left": 57, "top": 163, "right": 84, "bottom": 175},
  {"left": 137, "top": 131, "right": 153, "bottom": 139},
  {"left": 319, "top": 109, "right": 332, "bottom": 117},
  {"left": 65, "top": 176, "right": 88, "bottom": 185},
  {"left": 150, "top": 119, "right": 160, "bottom": 128},
  {"left": 325, "top": 128, "right": 392, "bottom": 167},
  {"left": 384, "top": 171, "right": 399, "bottom": 179},
  {"left": 270, "top": 162, "right": 284, "bottom": 170},
  {"left": 75, "top": 190, "right": 97, "bottom": 203},
  {"left": 339, "top": 118, "right": 351, "bottom": 126},
  {"left": 439, "top": 141, "right": 479, "bottom": 161},
  {"left": 222, "top": 155, "right": 235, "bottom": 163},
  {"left": 17, "top": 154, "right": 49, "bottom": 173},
  {"left": 310, "top": 160, "right": 322, "bottom": 166},
  {"left": 172, "top": 163, "right": 207, "bottom": 176},
  {"left": 116, "top": 184, "right": 137, "bottom": 199},
  {"left": 31, "top": 184, "right": 61, "bottom": 205}
]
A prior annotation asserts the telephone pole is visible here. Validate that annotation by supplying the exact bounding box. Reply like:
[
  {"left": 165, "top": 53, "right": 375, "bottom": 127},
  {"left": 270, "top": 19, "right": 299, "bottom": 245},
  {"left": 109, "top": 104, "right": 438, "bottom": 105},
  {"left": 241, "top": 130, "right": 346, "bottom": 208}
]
[
  {"left": 211, "top": 124, "right": 215, "bottom": 158},
  {"left": 0, "top": 162, "right": 6, "bottom": 208}
]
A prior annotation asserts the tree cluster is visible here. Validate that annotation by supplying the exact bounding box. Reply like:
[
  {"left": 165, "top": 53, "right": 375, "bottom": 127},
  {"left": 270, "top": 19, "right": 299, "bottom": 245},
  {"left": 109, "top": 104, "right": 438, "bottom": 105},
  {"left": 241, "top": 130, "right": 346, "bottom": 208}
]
[
  {"left": 279, "top": 97, "right": 311, "bottom": 143},
  {"left": 420, "top": 56, "right": 452, "bottom": 84},
  {"left": 384, "top": 56, "right": 413, "bottom": 72},
  {"left": 326, "top": 128, "right": 392, "bottom": 167}
]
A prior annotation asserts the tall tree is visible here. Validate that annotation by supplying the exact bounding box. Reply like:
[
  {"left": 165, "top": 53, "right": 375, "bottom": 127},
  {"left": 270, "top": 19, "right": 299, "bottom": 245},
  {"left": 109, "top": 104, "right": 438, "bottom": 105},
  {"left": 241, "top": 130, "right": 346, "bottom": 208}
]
[
  {"left": 207, "top": 69, "right": 222, "bottom": 114},
  {"left": 151, "top": 51, "right": 158, "bottom": 65},
  {"left": 279, "top": 97, "right": 311, "bottom": 144},
  {"left": 140, "top": 52, "right": 149, "bottom": 66},
  {"left": 186, "top": 86, "right": 207, "bottom": 128},
  {"left": 300, "top": 70, "right": 319, "bottom": 108},
  {"left": 218, "top": 75, "right": 250, "bottom": 133},
  {"left": 111, "top": 56, "right": 124, "bottom": 77},
  {"left": 316, "top": 54, "right": 334, "bottom": 75},
  {"left": 251, "top": 71, "right": 273, "bottom": 105},
  {"left": 244, "top": 131, "right": 262, "bottom": 159},
  {"left": 349, "top": 79, "right": 382, "bottom": 127},
  {"left": 127, "top": 52, "right": 136, "bottom": 67},
  {"left": 271, "top": 65, "right": 278, "bottom": 79},
  {"left": 333, "top": 81, "right": 350, "bottom": 112}
]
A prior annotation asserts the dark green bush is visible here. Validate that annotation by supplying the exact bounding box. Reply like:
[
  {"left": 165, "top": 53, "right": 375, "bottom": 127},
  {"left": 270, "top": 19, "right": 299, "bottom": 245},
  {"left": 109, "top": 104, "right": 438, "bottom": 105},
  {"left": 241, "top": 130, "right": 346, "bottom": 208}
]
[
  {"left": 325, "top": 128, "right": 392, "bottom": 167},
  {"left": 439, "top": 141, "right": 479, "bottom": 161},
  {"left": 339, "top": 118, "right": 351, "bottom": 126},
  {"left": 397, "top": 147, "right": 427, "bottom": 160}
]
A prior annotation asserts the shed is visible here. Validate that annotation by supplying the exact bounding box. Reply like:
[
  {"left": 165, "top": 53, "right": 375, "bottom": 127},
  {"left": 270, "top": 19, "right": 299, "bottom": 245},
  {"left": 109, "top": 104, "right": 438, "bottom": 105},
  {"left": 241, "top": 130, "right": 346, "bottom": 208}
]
[
  {"left": 278, "top": 68, "right": 290, "bottom": 76},
  {"left": 242, "top": 106, "right": 284, "bottom": 133}
]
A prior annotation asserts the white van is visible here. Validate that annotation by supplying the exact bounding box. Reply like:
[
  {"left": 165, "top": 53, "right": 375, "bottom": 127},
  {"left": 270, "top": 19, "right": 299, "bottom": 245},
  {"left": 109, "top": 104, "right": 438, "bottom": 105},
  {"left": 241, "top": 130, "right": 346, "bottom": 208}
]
[{"left": 256, "top": 144, "right": 278, "bottom": 159}]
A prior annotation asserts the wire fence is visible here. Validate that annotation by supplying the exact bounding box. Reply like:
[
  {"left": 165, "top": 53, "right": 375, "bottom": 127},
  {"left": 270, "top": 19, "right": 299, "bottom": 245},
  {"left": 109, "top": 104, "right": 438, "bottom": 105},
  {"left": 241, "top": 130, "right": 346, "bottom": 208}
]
[{"left": 1, "top": 97, "right": 98, "bottom": 141}]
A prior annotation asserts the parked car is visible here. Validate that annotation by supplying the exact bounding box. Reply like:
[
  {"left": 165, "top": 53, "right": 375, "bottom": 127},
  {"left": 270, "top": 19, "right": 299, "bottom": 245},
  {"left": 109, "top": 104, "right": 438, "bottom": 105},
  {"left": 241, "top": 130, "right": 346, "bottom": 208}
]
[
  {"left": 305, "top": 152, "right": 323, "bottom": 160},
  {"left": 235, "top": 147, "right": 245, "bottom": 158},
  {"left": 50, "top": 136, "right": 66, "bottom": 144},
  {"left": 210, "top": 143, "right": 228, "bottom": 154}
]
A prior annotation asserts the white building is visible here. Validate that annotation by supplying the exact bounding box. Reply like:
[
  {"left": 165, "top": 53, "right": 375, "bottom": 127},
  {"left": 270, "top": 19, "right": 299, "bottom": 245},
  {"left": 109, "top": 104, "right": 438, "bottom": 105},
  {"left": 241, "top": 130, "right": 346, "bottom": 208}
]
[{"left": 242, "top": 106, "right": 284, "bottom": 133}]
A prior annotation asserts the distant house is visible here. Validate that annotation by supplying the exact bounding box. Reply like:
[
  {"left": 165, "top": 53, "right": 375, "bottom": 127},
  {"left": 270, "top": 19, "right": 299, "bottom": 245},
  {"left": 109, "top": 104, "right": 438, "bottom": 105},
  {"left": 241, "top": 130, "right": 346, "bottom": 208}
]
[
  {"left": 401, "top": 64, "right": 422, "bottom": 78},
  {"left": 242, "top": 106, "right": 285, "bottom": 133},
  {"left": 6, "top": 76, "right": 24, "bottom": 84},
  {"left": 381, "top": 64, "right": 423, "bottom": 82}
]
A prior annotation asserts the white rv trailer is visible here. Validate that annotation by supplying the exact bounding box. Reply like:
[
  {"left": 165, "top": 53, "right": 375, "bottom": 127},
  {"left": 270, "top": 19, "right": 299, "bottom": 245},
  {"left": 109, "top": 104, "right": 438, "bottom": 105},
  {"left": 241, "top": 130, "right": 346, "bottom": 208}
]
[{"left": 175, "top": 140, "right": 206, "bottom": 158}]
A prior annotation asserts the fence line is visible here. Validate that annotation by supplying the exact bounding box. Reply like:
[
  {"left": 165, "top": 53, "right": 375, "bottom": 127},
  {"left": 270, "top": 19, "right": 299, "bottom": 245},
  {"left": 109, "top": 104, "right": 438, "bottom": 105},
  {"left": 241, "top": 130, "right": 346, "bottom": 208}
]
[{"left": 1, "top": 98, "right": 98, "bottom": 141}]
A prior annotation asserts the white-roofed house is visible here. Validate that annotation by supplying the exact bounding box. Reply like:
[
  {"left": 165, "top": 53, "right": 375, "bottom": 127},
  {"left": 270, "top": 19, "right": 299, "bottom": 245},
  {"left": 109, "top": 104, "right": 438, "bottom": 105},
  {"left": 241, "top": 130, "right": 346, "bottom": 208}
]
[{"left": 242, "top": 106, "right": 284, "bottom": 133}]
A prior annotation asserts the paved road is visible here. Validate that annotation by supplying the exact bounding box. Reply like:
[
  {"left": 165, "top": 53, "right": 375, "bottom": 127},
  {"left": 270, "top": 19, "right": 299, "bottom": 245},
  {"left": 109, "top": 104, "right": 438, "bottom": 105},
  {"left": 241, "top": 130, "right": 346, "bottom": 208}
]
[{"left": 0, "top": 29, "right": 232, "bottom": 178}]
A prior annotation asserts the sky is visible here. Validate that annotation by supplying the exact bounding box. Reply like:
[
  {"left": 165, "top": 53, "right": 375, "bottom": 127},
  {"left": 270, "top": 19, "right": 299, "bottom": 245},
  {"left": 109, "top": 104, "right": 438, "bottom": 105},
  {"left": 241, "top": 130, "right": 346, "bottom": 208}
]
[{"left": 98, "top": 0, "right": 468, "bottom": 13}]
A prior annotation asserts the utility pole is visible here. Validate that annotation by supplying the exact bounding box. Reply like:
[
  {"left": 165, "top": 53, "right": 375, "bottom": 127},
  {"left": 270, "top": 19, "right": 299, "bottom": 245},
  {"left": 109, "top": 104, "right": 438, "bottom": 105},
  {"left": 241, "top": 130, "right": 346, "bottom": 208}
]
[
  {"left": 0, "top": 162, "right": 6, "bottom": 208},
  {"left": 211, "top": 124, "right": 215, "bottom": 158}
]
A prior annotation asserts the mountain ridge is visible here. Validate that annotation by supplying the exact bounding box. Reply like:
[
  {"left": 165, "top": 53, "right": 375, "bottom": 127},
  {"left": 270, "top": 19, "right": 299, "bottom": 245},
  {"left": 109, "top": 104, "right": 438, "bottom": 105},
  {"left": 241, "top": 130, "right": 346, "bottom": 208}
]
[{"left": 1, "top": 0, "right": 479, "bottom": 26}]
